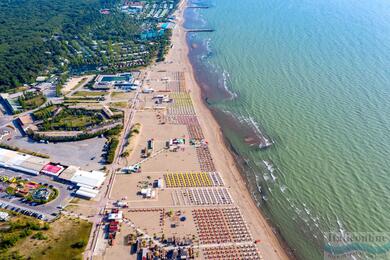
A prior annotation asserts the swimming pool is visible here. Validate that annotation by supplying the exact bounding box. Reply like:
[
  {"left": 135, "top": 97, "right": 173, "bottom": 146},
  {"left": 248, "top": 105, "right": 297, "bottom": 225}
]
[{"left": 100, "top": 74, "right": 132, "bottom": 82}]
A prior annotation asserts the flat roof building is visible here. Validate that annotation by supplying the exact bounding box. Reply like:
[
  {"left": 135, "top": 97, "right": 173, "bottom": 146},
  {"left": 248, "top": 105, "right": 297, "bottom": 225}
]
[
  {"left": 93, "top": 73, "right": 133, "bottom": 90},
  {"left": 0, "top": 148, "right": 49, "bottom": 175},
  {"left": 17, "top": 114, "right": 37, "bottom": 135},
  {"left": 70, "top": 170, "right": 106, "bottom": 189},
  {"left": 75, "top": 188, "right": 99, "bottom": 199},
  {"left": 18, "top": 114, "right": 34, "bottom": 126},
  {"left": 36, "top": 76, "right": 47, "bottom": 82},
  {"left": 41, "top": 163, "right": 65, "bottom": 176},
  {"left": 57, "top": 165, "right": 79, "bottom": 182}
]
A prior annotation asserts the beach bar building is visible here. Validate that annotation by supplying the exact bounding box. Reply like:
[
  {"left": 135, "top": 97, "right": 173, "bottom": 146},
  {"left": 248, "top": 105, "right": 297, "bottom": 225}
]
[{"left": 70, "top": 170, "right": 106, "bottom": 199}]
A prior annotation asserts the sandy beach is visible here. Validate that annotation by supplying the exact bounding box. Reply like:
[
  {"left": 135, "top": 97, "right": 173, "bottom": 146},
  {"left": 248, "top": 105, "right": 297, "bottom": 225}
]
[
  {"left": 88, "top": 0, "right": 293, "bottom": 259},
  {"left": 168, "top": 1, "right": 291, "bottom": 259}
]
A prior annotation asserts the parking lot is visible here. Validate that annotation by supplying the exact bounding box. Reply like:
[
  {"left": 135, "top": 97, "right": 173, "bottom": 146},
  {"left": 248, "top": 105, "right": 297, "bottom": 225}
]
[
  {"left": 0, "top": 168, "right": 73, "bottom": 221},
  {"left": 0, "top": 108, "right": 15, "bottom": 129},
  {"left": 4, "top": 134, "right": 107, "bottom": 171}
]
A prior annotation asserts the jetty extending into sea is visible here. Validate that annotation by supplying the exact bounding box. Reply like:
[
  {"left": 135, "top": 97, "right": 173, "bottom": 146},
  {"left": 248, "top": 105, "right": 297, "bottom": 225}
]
[
  {"left": 185, "top": 28, "right": 215, "bottom": 33},
  {"left": 187, "top": 5, "right": 210, "bottom": 9}
]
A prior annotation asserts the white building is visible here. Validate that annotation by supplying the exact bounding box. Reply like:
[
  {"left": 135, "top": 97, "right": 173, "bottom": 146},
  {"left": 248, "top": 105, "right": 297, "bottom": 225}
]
[
  {"left": 71, "top": 170, "right": 106, "bottom": 199},
  {"left": 0, "top": 148, "right": 49, "bottom": 175},
  {"left": 75, "top": 187, "right": 100, "bottom": 199},
  {"left": 70, "top": 170, "right": 105, "bottom": 189},
  {"left": 36, "top": 76, "right": 47, "bottom": 82}
]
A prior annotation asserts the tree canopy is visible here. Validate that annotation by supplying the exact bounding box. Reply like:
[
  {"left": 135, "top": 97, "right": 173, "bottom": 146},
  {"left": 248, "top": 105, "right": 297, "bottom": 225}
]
[{"left": 0, "top": 0, "right": 144, "bottom": 91}]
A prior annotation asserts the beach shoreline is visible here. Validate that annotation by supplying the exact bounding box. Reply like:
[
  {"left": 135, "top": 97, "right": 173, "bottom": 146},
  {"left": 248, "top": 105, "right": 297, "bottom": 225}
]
[{"left": 172, "top": 0, "right": 292, "bottom": 259}]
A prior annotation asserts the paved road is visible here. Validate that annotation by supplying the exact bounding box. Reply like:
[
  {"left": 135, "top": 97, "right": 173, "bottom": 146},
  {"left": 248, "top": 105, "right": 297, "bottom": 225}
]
[
  {"left": 84, "top": 72, "right": 145, "bottom": 259},
  {"left": 0, "top": 113, "right": 14, "bottom": 129}
]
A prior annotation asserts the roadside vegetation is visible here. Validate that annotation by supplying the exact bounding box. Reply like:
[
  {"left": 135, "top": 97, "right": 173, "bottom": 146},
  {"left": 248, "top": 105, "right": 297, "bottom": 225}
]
[
  {"left": 104, "top": 125, "right": 123, "bottom": 164},
  {"left": 121, "top": 123, "right": 142, "bottom": 158},
  {"left": 0, "top": 143, "right": 49, "bottom": 159}
]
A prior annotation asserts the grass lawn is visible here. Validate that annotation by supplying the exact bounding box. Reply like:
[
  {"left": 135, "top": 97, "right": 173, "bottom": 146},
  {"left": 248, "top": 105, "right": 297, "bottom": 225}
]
[
  {"left": 64, "top": 100, "right": 100, "bottom": 104},
  {"left": 73, "top": 91, "right": 106, "bottom": 97},
  {"left": 5, "top": 86, "right": 29, "bottom": 94},
  {"left": 9, "top": 216, "right": 92, "bottom": 260},
  {"left": 122, "top": 123, "right": 141, "bottom": 157},
  {"left": 40, "top": 109, "right": 103, "bottom": 131},
  {"left": 110, "top": 102, "right": 128, "bottom": 108},
  {"left": 20, "top": 95, "right": 46, "bottom": 110},
  {"left": 110, "top": 91, "right": 123, "bottom": 98},
  {"left": 50, "top": 115, "right": 101, "bottom": 129},
  {"left": 110, "top": 91, "right": 134, "bottom": 100}
]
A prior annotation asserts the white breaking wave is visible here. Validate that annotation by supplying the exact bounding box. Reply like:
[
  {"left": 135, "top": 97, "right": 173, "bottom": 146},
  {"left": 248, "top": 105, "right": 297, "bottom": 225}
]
[
  {"left": 263, "top": 160, "right": 275, "bottom": 173},
  {"left": 248, "top": 116, "right": 273, "bottom": 147},
  {"left": 221, "top": 69, "right": 237, "bottom": 100},
  {"left": 336, "top": 216, "right": 346, "bottom": 238},
  {"left": 205, "top": 37, "right": 212, "bottom": 56}
]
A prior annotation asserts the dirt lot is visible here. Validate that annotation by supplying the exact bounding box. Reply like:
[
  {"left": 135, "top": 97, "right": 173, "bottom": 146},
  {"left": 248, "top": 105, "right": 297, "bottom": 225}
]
[{"left": 62, "top": 75, "right": 95, "bottom": 95}]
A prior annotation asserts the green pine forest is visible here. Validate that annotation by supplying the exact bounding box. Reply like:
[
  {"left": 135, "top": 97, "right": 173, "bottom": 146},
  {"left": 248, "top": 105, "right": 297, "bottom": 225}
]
[{"left": 0, "top": 0, "right": 174, "bottom": 92}]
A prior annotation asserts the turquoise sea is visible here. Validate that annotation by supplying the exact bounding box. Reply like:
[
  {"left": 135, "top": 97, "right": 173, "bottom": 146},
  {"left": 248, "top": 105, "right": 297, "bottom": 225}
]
[{"left": 185, "top": 0, "right": 390, "bottom": 259}]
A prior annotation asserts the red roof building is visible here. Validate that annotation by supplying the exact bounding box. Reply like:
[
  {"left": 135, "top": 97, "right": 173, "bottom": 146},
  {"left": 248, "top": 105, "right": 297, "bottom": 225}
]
[{"left": 41, "top": 163, "right": 65, "bottom": 176}]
